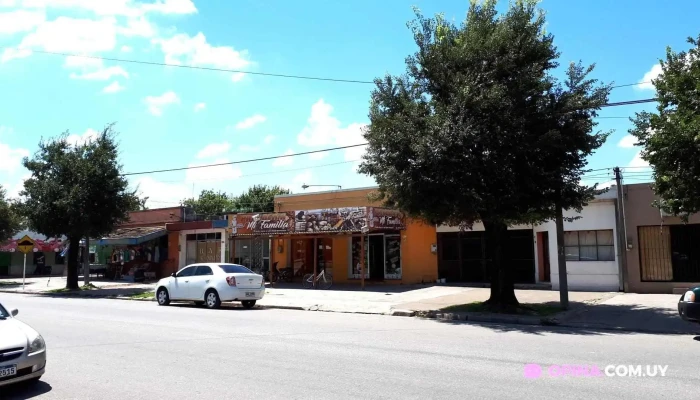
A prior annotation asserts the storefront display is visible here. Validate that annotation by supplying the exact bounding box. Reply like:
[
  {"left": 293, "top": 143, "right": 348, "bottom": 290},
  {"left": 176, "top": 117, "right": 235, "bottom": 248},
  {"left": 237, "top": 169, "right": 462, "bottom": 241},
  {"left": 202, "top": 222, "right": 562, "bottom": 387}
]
[
  {"left": 294, "top": 208, "right": 367, "bottom": 233},
  {"left": 349, "top": 236, "right": 370, "bottom": 279},
  {"left": 384, "top": 235, "right": 402, "bottom": 279}
]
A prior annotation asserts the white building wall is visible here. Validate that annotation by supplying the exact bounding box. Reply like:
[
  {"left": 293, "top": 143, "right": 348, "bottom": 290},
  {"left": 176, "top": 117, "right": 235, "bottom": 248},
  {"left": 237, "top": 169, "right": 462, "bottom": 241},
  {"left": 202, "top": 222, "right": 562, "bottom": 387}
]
[
  {"left": 178, "top": 229, "right": 227, "bottom": 269},
  {"left": 534, "top": 199, "right": 620, "bottom": 292},
  {"left": 435, "top": 188, "right": 620, "bottom": 292}
]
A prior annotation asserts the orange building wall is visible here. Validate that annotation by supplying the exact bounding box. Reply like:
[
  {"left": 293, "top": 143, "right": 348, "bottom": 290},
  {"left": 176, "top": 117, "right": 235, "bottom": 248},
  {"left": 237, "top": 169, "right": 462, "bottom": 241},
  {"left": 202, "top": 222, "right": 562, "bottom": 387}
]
[{"left": 272, "top": 188, "right": 438, "bottom": 285}]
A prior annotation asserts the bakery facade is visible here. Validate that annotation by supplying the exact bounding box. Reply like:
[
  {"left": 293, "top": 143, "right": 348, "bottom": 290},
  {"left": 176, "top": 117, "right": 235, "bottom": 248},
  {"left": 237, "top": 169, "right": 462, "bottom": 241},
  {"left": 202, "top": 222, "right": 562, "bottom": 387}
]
[{"left": 227, "top": 187, "right": 438, "bottom": 285}]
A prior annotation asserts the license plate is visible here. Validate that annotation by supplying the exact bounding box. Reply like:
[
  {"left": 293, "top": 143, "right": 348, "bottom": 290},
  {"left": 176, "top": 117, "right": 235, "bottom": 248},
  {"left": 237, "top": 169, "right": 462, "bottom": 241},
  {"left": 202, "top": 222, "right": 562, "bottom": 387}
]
[
  {"left": 245, "top": 292, "right": 255, "bottom": 297},
  {"left": 0, "top": 365, "right": 17, "bottom": 378}
]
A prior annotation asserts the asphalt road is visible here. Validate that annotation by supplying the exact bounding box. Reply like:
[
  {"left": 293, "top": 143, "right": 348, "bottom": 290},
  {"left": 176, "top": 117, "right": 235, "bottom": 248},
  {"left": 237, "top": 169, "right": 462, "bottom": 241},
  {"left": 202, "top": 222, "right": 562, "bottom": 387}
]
[{"left": 1, "top": 295, "right": 699, "bottom": 400}]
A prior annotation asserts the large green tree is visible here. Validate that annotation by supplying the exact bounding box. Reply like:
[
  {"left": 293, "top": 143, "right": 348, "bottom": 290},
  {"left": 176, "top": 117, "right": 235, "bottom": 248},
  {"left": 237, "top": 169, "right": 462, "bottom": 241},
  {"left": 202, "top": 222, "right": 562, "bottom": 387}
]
[
  {"left": 20, "top": 124, "right": 141, "bottom": 289},
  {"left": 0, "top": 186, "right": 23, "bottom": 240},
  {"left": 235, "top": 184, "right": 291, "bottom": 212},
  {"left": 182, "top": 189, "right": 236, "bottom": 218},
  {"left": 359, "top": 1, "right": 610, "bottom": 306},
  {"left": 630, "top": 35, "right": 700, "bottom": 219}
]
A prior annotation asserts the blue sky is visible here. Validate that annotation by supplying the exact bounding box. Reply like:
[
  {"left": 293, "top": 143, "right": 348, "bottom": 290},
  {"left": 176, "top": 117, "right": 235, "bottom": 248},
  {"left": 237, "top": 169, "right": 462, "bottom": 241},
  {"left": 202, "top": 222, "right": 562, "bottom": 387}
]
[{"left": 0, "top": 0, "right": 697, "bottom": 208}]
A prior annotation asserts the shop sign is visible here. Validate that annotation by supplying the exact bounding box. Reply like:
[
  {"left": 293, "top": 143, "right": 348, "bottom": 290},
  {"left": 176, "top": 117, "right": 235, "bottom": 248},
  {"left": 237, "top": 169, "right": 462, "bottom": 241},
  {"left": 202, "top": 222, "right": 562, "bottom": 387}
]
[
  {"left": 294, "top": 207, "right": 368, "bottom": 233},
  {"left": 231, "top": 212, "right": 294, "bottom": 234},
  {"left": 369, "top": 208, "right": 405, "bottom": 230}
]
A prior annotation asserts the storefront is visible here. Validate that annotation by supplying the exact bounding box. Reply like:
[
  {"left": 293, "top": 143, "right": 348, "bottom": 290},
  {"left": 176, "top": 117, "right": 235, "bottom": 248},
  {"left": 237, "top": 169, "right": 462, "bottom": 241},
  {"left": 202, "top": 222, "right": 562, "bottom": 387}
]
[
  {"left": 228, "top": 199, "right": 437, "bottom": 285},
  {"left": 0, "top": 232, "right": 66, "bottom": 277},
  {"left": 167, "top": 220, "right": 228, "bottom": 271},
  {"left": 97, "top": 226, "right": 169, "bottom": 280}
]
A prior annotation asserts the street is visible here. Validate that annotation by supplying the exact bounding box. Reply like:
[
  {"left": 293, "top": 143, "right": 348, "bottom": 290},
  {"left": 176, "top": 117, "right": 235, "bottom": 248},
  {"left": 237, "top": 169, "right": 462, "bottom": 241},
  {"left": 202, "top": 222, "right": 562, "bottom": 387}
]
[{"left": 1, "top": 294, "right": 699, "bottom": 400}]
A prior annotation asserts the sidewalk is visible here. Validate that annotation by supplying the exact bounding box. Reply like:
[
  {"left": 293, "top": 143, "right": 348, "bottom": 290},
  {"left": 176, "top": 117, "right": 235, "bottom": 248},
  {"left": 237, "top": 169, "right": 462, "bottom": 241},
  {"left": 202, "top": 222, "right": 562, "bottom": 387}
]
[{"left": 0, "top": 276, "right": 155, "bottom": 297}]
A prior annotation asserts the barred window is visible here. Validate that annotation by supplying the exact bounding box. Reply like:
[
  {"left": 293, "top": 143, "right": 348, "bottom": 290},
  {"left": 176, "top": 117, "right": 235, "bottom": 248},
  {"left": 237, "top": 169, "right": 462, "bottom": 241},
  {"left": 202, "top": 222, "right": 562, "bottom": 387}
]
[{"left": 564, "top": 230, "right": 615, "bottom": 261}]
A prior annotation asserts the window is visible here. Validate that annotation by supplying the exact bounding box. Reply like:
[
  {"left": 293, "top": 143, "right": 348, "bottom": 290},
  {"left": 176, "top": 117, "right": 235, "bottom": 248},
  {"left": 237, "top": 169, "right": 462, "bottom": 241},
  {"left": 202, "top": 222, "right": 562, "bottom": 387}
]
[
  {"left": 564, "top": 230, "right": 615, "bottom": 261},
  {"left": 218, "top": 264, "right": 253, "bottom": 274},
  {"left": 194, "top": 266, "right": 213, "bottom": 276},
  {"left": 177, "top": 266, "right": 196, "bottom": 277}
]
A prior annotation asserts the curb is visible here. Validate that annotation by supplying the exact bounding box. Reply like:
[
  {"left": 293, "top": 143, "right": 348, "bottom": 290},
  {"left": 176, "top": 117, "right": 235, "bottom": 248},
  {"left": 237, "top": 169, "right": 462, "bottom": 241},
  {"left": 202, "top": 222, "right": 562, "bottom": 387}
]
[{"left": 413, "top": 310, "right": 559, "bottom": 327}]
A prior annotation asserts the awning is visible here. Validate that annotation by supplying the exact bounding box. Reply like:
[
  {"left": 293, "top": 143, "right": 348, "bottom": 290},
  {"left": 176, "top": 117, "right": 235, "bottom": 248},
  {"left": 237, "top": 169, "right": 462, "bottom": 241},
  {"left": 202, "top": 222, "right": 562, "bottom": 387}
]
[{"left": 97, "top": 227, "right": 167, "bottom": 246}]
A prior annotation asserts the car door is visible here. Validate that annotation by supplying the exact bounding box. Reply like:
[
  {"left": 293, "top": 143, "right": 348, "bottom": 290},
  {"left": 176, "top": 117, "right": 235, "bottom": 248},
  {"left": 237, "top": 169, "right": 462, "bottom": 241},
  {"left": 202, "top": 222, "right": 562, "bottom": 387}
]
[
  {"left": 189, "top": 265, "right": 214, "bottom": 300},
  {"left": 171, "top": 266, "right": 196, "bottom": 300}
]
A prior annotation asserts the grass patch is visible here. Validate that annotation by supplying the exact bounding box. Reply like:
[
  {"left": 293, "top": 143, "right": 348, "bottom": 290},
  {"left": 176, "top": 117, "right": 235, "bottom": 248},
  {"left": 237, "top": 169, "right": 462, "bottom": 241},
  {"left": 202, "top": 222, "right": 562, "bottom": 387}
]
[
  {"left": 441, "top": 301, "right": 563, "bottom": 317},
  {"left": 127, "top": 291, "right": 154, "bottom": 300},
  {"left": 46, "top": 283, "right": 99, "bottom": 293}
]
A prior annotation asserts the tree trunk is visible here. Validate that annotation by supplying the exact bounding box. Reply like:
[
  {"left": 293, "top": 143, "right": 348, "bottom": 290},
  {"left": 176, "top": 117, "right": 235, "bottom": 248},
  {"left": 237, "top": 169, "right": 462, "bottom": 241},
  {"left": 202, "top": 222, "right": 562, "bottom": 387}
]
[
  {"left": 483, "top": 219, "right": 519, "bottom": 307},
  {"left": 66, "top": 235, "right": 80, "bottom": 290}
]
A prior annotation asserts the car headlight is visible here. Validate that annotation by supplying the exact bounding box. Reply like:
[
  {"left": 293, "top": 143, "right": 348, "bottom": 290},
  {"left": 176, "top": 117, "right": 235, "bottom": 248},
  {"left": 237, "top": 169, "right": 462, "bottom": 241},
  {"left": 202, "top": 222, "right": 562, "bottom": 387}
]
[
  {"left": 29, "top": 334, "right": 46, "bottom": 354},
  {"left": 683, "top": 291, "right": 696, "bottom": 302}
]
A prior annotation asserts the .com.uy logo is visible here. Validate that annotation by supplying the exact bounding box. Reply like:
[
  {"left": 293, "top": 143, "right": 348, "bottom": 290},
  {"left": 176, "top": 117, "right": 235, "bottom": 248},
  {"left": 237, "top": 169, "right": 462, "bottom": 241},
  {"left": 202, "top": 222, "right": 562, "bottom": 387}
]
[{"left": 524, "top": 363, "right": 668, "bottom": 378}]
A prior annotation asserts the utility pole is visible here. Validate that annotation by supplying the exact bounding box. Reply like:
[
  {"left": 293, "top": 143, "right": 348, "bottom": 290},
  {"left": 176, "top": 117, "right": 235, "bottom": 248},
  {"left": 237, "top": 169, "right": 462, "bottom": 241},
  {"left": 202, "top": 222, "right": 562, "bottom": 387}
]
[
  {"left": 555, "top": 193, "right": 569, "bottom": 310},
  {"left": 83, "top": 237, "right": 90, "bottom": 286},
  {"left": 613, "top": 167, "right": 628, "bottom": 292}
]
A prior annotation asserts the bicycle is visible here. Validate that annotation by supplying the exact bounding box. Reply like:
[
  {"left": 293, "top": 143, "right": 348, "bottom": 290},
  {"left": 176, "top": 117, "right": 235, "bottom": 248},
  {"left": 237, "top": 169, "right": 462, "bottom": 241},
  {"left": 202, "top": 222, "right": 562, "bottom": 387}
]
[{"left": 302, "top": 269, "right": 333, "bottom": 290}]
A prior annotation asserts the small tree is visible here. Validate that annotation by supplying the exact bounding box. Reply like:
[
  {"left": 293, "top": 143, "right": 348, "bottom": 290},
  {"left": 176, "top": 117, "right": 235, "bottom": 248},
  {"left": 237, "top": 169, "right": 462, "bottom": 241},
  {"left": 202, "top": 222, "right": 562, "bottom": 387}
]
[
  {"left": 182, "top": 189, "right": 236, "bottom": 218},
  {"left": 359, "top": 1, "right": 610, "bottom": 306},
  {"left": 235, "top": 185, "right": 291, "bottom": 212},
  {"left": 0, "top": 186, "right": 23, "bottom": 240},
  {"left": 20, "top": 124, "right": 140, "bottom": 289},
  {"left": 630, "top": 35, "right": 700, "bottom": 219}
]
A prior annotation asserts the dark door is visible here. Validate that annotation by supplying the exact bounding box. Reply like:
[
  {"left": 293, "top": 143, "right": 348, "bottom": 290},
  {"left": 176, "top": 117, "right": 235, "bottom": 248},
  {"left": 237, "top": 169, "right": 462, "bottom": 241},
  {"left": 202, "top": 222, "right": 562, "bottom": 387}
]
[
  {"left": 368, "top": 235, "right": 385, "bottom": 280},
  {"left": 542, "top": 232, "right": 550, "bottom": 282}
]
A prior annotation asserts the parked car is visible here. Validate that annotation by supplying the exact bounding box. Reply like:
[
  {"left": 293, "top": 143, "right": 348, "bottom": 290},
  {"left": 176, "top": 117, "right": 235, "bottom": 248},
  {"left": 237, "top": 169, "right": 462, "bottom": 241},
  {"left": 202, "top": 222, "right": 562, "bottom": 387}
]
[
  {"left": 0, "top": 302, "right": 46, "bottom": 387},
  {"left": 678, "top": 286, "right": 700, "bottom": 324},
  {"left": 156, "top": 263, "right": 265, "bottom": 309}
]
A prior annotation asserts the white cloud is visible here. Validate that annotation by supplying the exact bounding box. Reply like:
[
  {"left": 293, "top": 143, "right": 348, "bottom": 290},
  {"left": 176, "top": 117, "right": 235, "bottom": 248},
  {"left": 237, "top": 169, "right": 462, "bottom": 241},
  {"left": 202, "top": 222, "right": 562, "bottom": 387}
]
[
  {"left": 65, "top": 128, "right": 99, "bottom": 146},
  {"left": 282, "top": 170, "right": 312, "bottom": 192},
  {"left": 102, "top": 81, "right": 125, "bottom": 93},
  {"left": 16, "top": 16, "right": 118, "bottom": 54},
  {"left": 6, "top": 173, "right": 31, "bottom": 199},
  {"left": 144, "top": 91, "right": 179, "bottom": 116},
  {"left": 617, "top": 134, "right": 638, "bottom": 148},
  {"left": 120, "top": 45, "right": 133, "bottom": 52},
  {"left": 231, "top": 72, "right": 246, "bottom": 82},
  {"left": 637, "top": 64, "right": 662, "bottom": 91},
  {"left": 117, "top": 15, "right": 156, "bottom": 38},
  {"left": 263, "top": 135, "right": 274, "bottom": 145},
  {"left": 70, "top": 65, "right": 128, "bottom": 80},
  {"left": 1, "top": 47, "right": 32, "bottom": 63},
  {"left": 153, "top": 32, "right": 251, "bottom": 80},
  {"left": 18, "top": 0, "right": 195, "bottom": 16},
  {"left": 272, "top": 149, "right": 294, "bottom": 167},
  {"left": 63, "top": 55, "right": 103, "bottom": 69},
  {"left": 297, "top": 99, "right": 367, "bottom": 161},
  {"left": 196, "top": 142, "right": 230, "bottom": 159},
  {"left": 238, "top": 144, "right": 259, "bottom": 152},
  {"left": 193, "top": 102, "right": 206, "bottom": 112},
  {"left": 629, "top": 151, "right": 650, "bottom": 168},
  {"left": 234, "top": 114, "right": 266, "bottom": 130},
  {"left": 0, "top": 9, "right": 45, "bottom": 34},
  {"left": 185, "top": 158, "right": 242, "bottom": 183},
  {"left": 142, "top": 0, "right": 197, "bottom": 15},
  {"left": 130, "top": 176, "right": 191, "bottom": 208},
  {"left": 0, "top": 142, "right": 29, "bottom": 173}
]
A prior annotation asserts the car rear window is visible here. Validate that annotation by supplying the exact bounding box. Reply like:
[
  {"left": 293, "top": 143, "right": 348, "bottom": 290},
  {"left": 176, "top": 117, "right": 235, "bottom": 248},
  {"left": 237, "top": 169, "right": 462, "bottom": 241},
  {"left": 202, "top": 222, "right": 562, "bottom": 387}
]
[{"left": 218, "top": 264, "right": 254, "bottom": 274}]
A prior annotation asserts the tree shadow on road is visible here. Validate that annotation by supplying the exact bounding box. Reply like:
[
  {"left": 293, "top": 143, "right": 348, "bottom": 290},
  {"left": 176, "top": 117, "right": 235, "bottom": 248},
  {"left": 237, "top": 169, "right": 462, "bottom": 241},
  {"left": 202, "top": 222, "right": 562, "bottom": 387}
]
[
  {"left": 434, "top": 301, "right": 700, "bottom": 337},
  {"left": 3, "top": 380, "right": 52, "bottom": 399}
]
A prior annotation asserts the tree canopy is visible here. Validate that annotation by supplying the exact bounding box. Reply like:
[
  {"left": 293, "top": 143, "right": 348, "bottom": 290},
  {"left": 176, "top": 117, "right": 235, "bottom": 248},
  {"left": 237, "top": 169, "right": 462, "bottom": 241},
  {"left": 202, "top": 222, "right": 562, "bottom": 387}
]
[
  {"left": 235, "top": 184, "right": 290, "bottom": 213},
  {"left": 630, "top": 35, "right": 700, "bottom": 220},
  {"left": 182, "top": 189, "right": 237, "bottom": 218},
  {"left": 359, "top": 1, "right": 610, "bottom": 305},
  {"left": 20, "top": 124, "right": 141, "bottom": 289},
  {"left": 0, "top": 186, "right": 23, "bottom": 241}
]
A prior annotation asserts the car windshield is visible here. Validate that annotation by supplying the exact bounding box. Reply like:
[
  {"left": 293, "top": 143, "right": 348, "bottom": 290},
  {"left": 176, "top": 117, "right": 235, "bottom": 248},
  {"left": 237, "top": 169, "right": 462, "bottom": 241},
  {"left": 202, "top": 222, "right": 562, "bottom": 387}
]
[
  {"left": 218, "top": 264, "right": 254, "bottom": 274},
  {"left": 0, "top": 303, "right": 8, "bottom": 319}
]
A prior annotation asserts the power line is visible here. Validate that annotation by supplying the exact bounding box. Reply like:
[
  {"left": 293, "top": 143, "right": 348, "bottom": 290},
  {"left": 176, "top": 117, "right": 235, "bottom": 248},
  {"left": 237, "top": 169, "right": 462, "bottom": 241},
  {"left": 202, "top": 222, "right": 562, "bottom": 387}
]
[
  {"left": 16, "top": 48, "right": 651, "bottom": 89},
  {"left": 123, "top": 144, "right": 367, "bottom": 176}
]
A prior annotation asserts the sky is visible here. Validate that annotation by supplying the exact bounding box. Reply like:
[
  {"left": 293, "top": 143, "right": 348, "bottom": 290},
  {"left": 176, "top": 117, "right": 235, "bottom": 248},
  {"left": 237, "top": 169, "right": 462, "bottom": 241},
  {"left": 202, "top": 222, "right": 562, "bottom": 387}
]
[{"left": 0, "top": 0, "right": 698, "bottom": 208}]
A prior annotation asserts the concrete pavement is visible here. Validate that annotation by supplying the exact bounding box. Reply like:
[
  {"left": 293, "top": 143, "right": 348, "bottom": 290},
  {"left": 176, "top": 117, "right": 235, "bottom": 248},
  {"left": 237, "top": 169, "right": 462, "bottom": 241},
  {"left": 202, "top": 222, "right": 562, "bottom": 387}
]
[{"left": 1, "top": 293, "right": 699, "bottom": 400}]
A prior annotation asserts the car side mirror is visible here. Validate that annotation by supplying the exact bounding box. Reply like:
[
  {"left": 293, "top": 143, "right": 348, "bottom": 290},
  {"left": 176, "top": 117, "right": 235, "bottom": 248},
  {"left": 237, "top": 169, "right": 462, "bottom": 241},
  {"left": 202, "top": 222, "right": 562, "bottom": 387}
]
[
  {"left": 171, "top": 272, "right": 176, "bottom": 278},
  {"left": 11, "top": 309, "right": 18, "bottom": 317}
]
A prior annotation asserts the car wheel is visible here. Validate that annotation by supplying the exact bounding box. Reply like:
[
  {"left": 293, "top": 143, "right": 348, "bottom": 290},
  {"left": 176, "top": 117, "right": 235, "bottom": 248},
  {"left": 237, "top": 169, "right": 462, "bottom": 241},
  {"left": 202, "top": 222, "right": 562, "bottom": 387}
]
[
  {"left": 156, "top": 288, "right": 170, "bottom": 306},
  {"left": 194, "top": 301, "right": 204, "bottom": 306},
  {"left": 242, "top": 300, "right": 256, "bottom": 309},
  {"left": 205, "top": 289, "right": 221, "bottom": 309}
]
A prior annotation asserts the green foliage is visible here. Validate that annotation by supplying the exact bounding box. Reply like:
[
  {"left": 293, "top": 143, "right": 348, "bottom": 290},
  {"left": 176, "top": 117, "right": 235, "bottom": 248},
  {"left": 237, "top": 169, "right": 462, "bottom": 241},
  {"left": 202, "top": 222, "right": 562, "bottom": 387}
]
[
  {"left": 630, "top": 35, "right": 700, "bottom": 221},
  {"left": 359, "top": 2, "right": 610, "bottom": 304},
  {"left": 19, "top": 123, "right": 139, "bottom": 289},
  {"left": 182, "top": 189, "right": 236, "bottom": 218},
  {"left": 0, "top": 186, "right": 23, "bottom": 240},
  {"left": 234, "top": 184, "right": 290, "bottom": 213}
]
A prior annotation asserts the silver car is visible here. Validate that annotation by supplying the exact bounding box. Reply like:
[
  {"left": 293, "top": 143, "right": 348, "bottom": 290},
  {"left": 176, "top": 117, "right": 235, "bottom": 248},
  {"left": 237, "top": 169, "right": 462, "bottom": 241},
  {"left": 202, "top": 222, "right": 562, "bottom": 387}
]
[{"left": 0, "top": 301, "right": 46, "bottom": 387}]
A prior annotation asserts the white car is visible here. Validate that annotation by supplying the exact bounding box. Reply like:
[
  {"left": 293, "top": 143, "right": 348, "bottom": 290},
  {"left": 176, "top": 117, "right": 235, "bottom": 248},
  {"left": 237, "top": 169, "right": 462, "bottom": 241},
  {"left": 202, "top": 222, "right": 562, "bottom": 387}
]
[
  {"left": 0, "top": 302, "right": 46, "bottom": 387},
  {"left": 156, "top": 263, "right": 265, "bottom": 309}
]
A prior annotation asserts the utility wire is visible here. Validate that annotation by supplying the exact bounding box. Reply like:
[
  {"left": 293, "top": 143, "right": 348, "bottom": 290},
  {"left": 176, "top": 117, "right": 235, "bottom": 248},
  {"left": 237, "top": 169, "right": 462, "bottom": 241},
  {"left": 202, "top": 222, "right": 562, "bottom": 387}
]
[
  {"left": 123, "top": 144, "right": 367, "bottom": 176},
  {"left": 17, "top": 48, "right": 651, "bottom": 89}
]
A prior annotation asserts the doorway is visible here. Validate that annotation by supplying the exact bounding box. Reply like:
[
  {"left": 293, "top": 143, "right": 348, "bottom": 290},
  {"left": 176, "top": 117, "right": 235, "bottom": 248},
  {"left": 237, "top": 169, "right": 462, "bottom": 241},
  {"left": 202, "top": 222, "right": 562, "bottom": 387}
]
[
  {"left": 368, "top": 235, "right": 385, "bottom": 280},
  {"left": 538, "top": 231, "right": 551, "bottom": 282}
]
